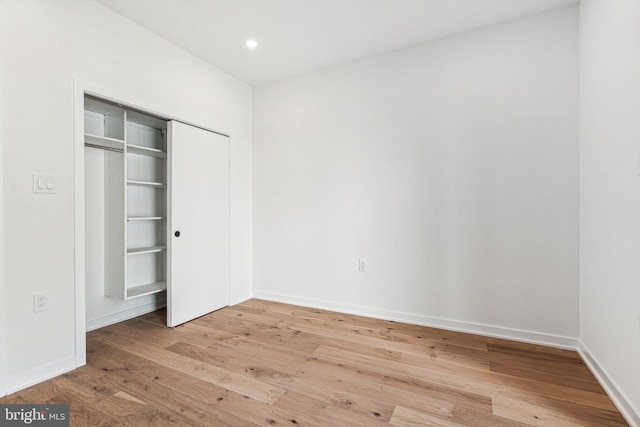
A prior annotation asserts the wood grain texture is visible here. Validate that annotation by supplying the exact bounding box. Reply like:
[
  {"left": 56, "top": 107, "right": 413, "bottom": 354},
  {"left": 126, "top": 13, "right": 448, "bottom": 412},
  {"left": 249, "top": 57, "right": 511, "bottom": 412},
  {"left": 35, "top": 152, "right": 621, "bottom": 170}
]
[{"left": 1, "top": 299, "right": 629, "bottom": 426}]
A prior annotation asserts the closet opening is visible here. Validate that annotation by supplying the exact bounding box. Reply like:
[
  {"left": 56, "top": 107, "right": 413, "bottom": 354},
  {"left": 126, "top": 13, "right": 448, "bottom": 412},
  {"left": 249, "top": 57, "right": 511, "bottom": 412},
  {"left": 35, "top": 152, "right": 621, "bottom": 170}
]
[{"left": 82, "top": 93, "right": 230, "bottom": 337}]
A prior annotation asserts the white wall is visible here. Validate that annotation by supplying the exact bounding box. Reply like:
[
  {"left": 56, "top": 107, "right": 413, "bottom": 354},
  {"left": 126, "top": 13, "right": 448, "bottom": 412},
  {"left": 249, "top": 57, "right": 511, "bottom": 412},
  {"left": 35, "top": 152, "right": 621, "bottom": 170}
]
[
  {"left": 0, "top": 0, "right": 252, "bottom": 395},
  {"left": 579, "top": 0, "right": 640, "bottom": 423},
  {"left": 0, "top": 51, "right": 7, "bottom": 395},
  {"left": 253, "top": 6, "right": 579, "bottom": 345}
]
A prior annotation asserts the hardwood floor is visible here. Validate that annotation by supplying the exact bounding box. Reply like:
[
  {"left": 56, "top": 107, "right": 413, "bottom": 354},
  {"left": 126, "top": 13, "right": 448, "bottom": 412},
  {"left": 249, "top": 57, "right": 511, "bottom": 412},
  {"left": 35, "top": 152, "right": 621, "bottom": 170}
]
[{"left": 1, "top": 299, "right": 628, "bottom": 426}]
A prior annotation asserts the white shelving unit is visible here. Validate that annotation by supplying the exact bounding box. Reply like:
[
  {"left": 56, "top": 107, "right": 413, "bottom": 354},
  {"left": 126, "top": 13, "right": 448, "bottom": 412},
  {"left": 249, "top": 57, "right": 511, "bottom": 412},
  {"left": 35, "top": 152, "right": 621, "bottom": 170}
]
[
  {"left": 124, "top": 107, "right": 168, "bottom": 300},
  {"left": 85, "top": 96, "right": 168, "bottom": 300}
]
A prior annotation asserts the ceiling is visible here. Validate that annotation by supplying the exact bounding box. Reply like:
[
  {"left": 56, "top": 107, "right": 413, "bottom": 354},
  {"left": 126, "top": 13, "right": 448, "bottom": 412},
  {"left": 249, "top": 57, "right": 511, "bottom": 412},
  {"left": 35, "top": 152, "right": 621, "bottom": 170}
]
[{"left": 95, "top": 0, "right": 578, "bottom": 86}]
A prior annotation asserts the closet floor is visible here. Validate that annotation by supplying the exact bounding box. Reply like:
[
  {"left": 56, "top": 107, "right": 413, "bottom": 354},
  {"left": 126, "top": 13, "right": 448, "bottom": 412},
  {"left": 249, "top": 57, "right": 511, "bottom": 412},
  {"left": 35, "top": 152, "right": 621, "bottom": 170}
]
[{"left": 1, "top": 299, "right": 628, "bottom": 426}]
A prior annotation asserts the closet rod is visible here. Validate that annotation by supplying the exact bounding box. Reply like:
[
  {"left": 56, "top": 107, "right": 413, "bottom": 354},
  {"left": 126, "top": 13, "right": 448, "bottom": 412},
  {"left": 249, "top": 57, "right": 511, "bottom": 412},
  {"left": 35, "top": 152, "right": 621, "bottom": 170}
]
[{"left": 84, "top": 142, "right": 123, "bottom": 153}]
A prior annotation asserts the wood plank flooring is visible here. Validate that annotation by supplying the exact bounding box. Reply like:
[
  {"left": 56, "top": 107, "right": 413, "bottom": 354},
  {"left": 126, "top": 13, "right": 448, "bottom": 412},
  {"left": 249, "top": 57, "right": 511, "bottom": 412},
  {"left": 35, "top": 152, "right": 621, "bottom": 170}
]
[{"left": 1, "top": 299, "right": 628, "bottom": 426}]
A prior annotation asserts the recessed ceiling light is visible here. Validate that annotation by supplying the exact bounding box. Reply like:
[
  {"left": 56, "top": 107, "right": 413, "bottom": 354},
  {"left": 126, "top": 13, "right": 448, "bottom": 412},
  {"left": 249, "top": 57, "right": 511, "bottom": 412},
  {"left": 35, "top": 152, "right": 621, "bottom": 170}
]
[{"left": 246, "top": 40, "right": 258, "bottom": 49}]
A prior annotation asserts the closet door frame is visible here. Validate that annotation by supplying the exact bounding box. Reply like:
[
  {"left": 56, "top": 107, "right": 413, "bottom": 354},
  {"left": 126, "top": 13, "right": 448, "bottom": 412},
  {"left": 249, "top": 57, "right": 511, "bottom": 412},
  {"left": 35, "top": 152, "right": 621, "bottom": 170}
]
[{"left": 73, "top": 80, "right": 230, "bottom": 367}]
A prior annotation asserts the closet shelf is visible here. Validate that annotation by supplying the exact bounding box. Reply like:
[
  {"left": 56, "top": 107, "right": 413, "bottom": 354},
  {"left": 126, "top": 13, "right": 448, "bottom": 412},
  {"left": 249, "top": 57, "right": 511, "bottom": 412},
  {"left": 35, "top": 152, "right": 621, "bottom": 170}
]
[
  {"left": 127, "top": 281, "right": 166, "bottom": 298},
  {"left": 127, "top": 245, "right": 166, "bottom": 255},
  {"left": 127, "top": 180, "right": 166, "bottom": 187},
  {"left": 127, "top": 216, "right": 165, "bottom": 221},
  {"left": 127, "top": 144, "right": 167, "bottom": 158},
  {"left": 85, "top": 133, "right": 125, "bottom": 150}
]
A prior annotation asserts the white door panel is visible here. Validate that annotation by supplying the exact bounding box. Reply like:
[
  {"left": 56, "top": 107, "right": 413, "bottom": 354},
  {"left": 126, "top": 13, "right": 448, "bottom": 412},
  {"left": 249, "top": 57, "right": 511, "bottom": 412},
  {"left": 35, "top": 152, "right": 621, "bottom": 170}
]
[{"left": 167, "top": 121, "right": 229, "bottom": 327}]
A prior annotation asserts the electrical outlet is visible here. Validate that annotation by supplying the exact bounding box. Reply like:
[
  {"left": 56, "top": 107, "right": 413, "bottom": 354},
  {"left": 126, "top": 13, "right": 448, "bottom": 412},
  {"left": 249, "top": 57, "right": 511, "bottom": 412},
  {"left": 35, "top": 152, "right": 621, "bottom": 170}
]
[
  {"left": 33, "top": 291, "right": 49, "bottom": 312},
  {"left": 358, "top": 258, "right": 367, "bottom": 272}
]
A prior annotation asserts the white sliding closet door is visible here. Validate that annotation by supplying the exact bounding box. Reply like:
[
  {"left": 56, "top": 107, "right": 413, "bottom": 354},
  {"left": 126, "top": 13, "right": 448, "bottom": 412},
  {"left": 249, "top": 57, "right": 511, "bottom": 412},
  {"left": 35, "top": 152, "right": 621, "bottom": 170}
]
[{"left": 167, "top": 121, "right": 229, "bottom": 327}]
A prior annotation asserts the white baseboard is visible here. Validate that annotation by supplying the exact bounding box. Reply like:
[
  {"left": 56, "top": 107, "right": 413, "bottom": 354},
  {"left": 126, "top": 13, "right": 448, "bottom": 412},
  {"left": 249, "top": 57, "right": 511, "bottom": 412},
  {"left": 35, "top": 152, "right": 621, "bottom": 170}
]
[
  {"left": 229, "top": 289, "right": 253, "bottom": 306},
  {"left": 6, "top": 355, "right": 77, "bottom": 396},
  {"left": 253, "top": 291, "right": 578, "bottom": 350},
  {"left": 86, "top": 299, "right": 166, "bottom": 332},
  {"left": 578, "top": 341, "right": 640, "bottom": 427}
]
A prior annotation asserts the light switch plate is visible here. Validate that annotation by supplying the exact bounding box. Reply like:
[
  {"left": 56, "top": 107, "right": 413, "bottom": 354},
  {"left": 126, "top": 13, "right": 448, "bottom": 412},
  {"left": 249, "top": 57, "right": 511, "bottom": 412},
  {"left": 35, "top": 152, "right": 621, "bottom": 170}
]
[{"left": 33, "top": 174, "right": 56, "bottom": 194}]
